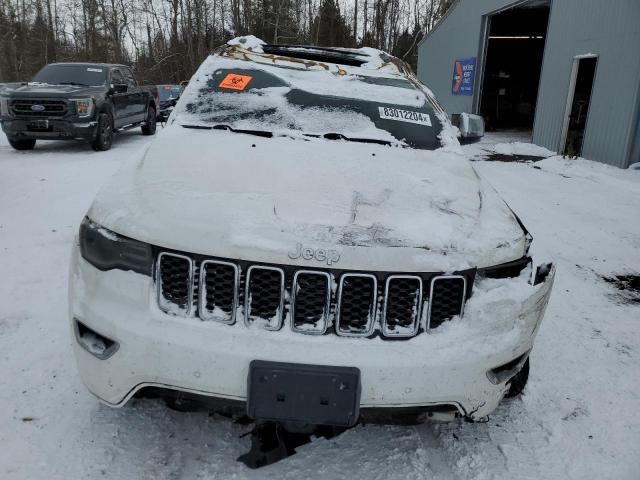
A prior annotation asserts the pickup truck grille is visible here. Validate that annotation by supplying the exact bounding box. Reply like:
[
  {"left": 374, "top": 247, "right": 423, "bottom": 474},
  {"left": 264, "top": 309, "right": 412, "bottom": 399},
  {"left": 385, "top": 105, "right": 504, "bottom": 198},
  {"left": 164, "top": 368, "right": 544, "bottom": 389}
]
[
  {"left": 156, "top": 251, "right": 470, "bottom": 339},
  {"left": 10, "top": 99, "right": 68, "bottom": 117}
]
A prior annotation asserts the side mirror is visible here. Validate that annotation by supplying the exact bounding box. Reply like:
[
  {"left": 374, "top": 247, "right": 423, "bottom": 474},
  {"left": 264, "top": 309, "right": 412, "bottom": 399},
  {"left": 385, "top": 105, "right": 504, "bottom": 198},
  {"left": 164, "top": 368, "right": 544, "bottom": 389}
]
[
  {"left": 109, "top": 83, "right": 128, "bottom": 94},
  {"left": 453, "top": 113, "right": 485, "bottom": 144}
]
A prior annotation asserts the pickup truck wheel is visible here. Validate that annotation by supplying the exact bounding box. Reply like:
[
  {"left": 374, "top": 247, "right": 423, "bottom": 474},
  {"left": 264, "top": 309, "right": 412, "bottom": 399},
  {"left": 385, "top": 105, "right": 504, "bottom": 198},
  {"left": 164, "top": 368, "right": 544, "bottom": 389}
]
[
  {"left": 141, "top": 107, "right": 157, "bottom": 135},
  {"left": 90, "top": 113, "right": 114, "bottom": 151},
  {"left": 8, "top": 138, "right": 36, "bottom": 150},
  {"left": 505, "top": 358, "right": 530, "bottom": 398}
]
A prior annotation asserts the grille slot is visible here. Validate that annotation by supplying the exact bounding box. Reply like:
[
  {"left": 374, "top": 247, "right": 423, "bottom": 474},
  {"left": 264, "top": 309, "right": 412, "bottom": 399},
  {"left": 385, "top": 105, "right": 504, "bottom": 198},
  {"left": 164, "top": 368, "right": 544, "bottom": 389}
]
[
  {"left": 427, "top": 275, "right": 467, "bottom": 330},
  {"left": 291, "top": 270, "right": 331, "bottom": 335},
  {"left": 11, "top": 99, "right": 68, "bottom": 117},
  {"left": 199, "top": 260, "right": 238, "bottom": 324},
  {"left": 245, "top": 266, "right": 285, "bottom": 330},
  {"left": 382, "top": 275, "right": 423, "bottom": 337},
  {"left": 157, "top": 252, "right": 193, "bottom": 315},
  {"left": 336, "top": 274, "right": 377, "bottom": 337}
]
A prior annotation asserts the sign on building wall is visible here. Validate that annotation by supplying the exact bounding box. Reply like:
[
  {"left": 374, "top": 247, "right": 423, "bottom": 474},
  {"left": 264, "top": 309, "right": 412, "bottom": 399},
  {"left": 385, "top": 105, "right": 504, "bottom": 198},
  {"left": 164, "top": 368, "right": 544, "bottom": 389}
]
[{"left": 452, "top": 58, "right": 476, "bottom": 96}]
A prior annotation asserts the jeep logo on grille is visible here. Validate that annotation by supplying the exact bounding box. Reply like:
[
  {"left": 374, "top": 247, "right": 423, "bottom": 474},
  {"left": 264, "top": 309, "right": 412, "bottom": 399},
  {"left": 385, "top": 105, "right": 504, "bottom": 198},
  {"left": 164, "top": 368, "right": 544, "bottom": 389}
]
[
  {"left": 288, "top": 243, "right": 341, "bottom": 265},
  {"left": 30, "top": 104, "right": 46, "bottom": 112}
]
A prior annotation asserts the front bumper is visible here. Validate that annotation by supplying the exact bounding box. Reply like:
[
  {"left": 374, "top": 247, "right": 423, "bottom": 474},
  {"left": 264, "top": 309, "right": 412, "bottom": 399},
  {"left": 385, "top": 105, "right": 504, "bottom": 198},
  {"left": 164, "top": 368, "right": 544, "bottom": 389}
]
[
  {"left": 68, "top": 244, "right": 555, "bottom": 420},
  {"left": 1, "top": 117, "right": 97, "bottom": 141}
]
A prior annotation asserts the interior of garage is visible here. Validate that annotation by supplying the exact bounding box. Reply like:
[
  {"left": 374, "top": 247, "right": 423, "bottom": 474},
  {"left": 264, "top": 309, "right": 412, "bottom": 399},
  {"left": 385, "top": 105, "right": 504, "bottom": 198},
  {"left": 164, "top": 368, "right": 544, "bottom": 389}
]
[
  {"left": 562, "top": 56, "right": 597, "bottom": 157},
  {"left": 479, "top": 1, "right": 550, "bottom": 130}
]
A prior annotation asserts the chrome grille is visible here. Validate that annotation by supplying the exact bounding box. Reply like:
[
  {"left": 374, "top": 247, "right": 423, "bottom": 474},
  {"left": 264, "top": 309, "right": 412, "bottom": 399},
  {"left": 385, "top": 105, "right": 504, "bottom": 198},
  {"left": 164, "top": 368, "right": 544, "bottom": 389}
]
[
  {"left": 245, "top": 266, "right": 285, "bottom": 330},
  {"left": 382, "top": 275, "right": 422, "bottom": 337},
  {"left": 157, "top": 252, "right": 193, "bottom": 314},
  {"left": 11, "top": 99, "right": 68, "bottom": 117},
  {"left": 336, "top": 274, "right": 377, "bottom": 337},
  {"left": 427, "top": 275, "right": 467, "bottom": 330},
  {"left": 155, "top": 250, "right": 470, "bottom": 338},
  {"left": 291, "top": 271, "right": 331, "bottom": 334},
  {"left": 199, "top": 260, "right": 238, "bottom": 324}
]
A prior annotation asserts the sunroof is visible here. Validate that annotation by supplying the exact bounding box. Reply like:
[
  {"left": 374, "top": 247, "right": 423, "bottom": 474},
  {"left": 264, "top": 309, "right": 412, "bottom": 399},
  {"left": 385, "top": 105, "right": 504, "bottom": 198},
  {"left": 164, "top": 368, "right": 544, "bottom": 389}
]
[{"left": 261, "top": 45, "right": 371, "bottom": 67}]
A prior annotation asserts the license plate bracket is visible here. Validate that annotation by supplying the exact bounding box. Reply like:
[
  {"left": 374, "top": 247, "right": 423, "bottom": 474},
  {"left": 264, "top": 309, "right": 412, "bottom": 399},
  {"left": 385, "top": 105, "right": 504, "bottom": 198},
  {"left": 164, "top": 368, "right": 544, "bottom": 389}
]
[
  {"left": 247, "top": 361, "right": 361, "bottom": 427},
  {"left": 29, "top": 119, "right": 49, "bottom": 130}
]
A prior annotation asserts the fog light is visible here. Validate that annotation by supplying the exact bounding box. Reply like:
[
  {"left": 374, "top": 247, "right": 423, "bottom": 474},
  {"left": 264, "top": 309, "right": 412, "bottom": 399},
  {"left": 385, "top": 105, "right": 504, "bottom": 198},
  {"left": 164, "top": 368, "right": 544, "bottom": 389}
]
[
  {"left": 486, "top": 352, "right": 529, "bottom": 385},
  {"left": 74, "top": 319, "right": 119, "bottom": 359}
]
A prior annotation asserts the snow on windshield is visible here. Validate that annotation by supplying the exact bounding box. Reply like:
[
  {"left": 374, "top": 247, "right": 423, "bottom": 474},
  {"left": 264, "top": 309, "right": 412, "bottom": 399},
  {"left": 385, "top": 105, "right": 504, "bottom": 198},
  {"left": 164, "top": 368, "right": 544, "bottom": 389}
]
[
  {"left": 178, "top": 85, "right": 397, "bottom": 141},
  {"left": 171, "top": 55, "right": 441, "bottom": 147}
]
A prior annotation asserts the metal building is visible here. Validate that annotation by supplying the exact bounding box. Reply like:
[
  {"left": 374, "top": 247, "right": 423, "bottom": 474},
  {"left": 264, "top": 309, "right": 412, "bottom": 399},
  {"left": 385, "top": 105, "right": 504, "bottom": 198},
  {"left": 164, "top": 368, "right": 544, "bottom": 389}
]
[{"left": 417, "top": 0, "right": 640, "bottom": 168}]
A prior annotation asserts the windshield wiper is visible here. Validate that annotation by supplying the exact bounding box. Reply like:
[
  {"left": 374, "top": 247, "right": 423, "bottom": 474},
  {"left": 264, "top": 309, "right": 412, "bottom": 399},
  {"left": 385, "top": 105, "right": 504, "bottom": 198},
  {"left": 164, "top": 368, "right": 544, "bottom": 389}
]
[
  {"left": 59, "top": 81, "right": 90, "bottom": 86},
  {"left": 181, "top": 124, "right": 273, "bottom": 138},
  {"left": 319, "top": 132, "right": 393, "bottom": 146},
  {"left": 181, "top": 124, "right": 394, "bottom": 145}
]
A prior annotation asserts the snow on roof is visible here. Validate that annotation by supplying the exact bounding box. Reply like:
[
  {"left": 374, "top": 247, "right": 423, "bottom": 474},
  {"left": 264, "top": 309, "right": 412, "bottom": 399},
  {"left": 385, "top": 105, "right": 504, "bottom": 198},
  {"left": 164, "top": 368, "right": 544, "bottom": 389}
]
[
  {"left": 224, "top": 36, "right": 407, "bottom": 75},
  {"left": 226, "top": 35, "right": 266, "bottom": 52}
]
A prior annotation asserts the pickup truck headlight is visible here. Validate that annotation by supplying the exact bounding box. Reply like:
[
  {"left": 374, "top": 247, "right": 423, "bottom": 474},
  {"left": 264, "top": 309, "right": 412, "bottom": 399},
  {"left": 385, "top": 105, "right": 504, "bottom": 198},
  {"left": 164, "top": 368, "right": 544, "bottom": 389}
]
[
  {"left": 79, "top": 217, "right": 152, "bottom": 275},
  {"left": 73, "top": 98, "right": 95, "bottom": 118},
  {"left": 0, "top": 97, "right": 10, "bottom": 117}
]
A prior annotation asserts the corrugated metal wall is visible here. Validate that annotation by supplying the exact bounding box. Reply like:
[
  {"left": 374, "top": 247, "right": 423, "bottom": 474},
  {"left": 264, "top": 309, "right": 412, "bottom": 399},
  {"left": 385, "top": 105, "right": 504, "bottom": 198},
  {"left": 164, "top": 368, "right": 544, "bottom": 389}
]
[
  {"left": 533, "top": 0, "right": 640, "bottom": 167},
  {"left": 417, "top": 0, "right": 516, "bottom": 115},
  {"left": 418, "top": 0, "right": 640, "bottom": 167}
]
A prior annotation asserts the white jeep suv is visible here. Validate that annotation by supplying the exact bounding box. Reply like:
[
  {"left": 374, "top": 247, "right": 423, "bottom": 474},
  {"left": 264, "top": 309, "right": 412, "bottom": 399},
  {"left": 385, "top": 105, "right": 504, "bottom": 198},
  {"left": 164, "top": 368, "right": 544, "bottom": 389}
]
[{"left": 69, "top": 37, "right": 555, "bottom": 427}]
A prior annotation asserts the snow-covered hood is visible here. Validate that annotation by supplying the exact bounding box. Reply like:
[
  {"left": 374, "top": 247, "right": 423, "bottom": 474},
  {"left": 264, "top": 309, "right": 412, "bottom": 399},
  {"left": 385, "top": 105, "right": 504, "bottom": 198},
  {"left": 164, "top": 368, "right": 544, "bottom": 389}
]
[{"left": 88, "top": 127, "right": 527, "bottom": 271}]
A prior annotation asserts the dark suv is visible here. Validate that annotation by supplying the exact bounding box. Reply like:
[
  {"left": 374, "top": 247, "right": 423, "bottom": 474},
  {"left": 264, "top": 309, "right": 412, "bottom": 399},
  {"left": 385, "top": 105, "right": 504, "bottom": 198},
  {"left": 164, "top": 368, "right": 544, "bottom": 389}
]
[{"left": 0, "top": 63, "right": 157, "bottom": 151}]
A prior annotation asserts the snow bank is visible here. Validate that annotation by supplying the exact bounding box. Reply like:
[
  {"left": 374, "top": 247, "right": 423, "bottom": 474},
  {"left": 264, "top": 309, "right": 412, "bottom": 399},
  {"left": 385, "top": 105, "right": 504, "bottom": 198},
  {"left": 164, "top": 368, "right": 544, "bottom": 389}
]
[
  {"left": 493, "top": 141, "right": 555, "bottom": 157},
  {"left": 536, "top": 155, "right": 640, "bottom": 183},
  {"left": 2, "top": 129, "right": 639, "bottom": 479}
]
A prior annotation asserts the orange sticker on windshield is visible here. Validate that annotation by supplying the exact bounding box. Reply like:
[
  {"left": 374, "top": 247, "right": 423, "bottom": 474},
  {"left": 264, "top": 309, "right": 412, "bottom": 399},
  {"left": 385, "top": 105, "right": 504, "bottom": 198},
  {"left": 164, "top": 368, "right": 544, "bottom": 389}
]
[{"left": 219, "top": 73, "right": 252, "bottom": 91}]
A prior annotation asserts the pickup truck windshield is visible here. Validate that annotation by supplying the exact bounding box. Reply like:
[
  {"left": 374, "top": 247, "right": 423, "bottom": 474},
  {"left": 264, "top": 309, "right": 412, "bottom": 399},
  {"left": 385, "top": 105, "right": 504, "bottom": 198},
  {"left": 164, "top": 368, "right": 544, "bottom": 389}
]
[
  {"left": 158, "top": 85, "right": 182, "bottom": 102},
  {"left": 174, "top": 66, "right": 443, "bottom": 150},
  {"left": 32, "top": 64, "right": 108, "bottom": 86}
]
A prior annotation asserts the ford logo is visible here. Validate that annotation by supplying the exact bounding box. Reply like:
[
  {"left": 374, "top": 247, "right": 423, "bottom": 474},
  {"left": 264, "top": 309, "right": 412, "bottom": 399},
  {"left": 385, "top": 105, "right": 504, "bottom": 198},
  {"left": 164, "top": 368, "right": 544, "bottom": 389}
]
[{"left": 30, "top": 104, "right": 46, "bottom": 112}]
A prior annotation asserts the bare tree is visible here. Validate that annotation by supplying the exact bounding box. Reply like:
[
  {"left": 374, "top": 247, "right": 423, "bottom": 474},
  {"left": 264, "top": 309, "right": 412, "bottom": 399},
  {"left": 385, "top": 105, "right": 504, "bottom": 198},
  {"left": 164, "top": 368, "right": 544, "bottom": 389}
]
[{"left": 0, "top": 0, "right": 454, "bottom": 82}]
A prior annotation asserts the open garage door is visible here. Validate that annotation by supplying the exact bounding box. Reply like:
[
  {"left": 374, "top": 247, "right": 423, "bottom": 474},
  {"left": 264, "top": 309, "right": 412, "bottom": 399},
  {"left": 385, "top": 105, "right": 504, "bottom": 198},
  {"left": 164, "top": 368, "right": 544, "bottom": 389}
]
[{"left": 479, "top": 1, "right": 550, "bottom": 131}]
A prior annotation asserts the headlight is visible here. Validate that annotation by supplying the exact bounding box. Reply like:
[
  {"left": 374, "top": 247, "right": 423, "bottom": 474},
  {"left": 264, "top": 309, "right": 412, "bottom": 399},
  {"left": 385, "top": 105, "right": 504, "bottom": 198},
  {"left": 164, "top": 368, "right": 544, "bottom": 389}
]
[
  {"left": 478, "top": 256, "right": 532, "bottom": 279},
  {"left": 73, "top": 98, "right": 95, "bottom": 118},
  {"left": 0, "top": 97, "right": 10, "bottom": 117},
  {"left": 79, "top": 217, "right": 152, "bottom": 275}
]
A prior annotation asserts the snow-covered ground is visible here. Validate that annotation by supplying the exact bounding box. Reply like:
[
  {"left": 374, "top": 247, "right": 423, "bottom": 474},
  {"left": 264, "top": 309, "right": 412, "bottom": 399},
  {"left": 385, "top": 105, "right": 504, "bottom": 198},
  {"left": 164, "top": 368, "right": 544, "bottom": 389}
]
[{"left": 0, "top": 130, "right": 638, "bottom": 479}]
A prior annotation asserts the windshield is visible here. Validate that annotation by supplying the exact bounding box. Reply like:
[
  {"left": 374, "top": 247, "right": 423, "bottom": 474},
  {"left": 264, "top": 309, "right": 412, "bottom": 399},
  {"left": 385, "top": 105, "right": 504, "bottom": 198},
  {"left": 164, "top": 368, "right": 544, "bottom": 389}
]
[
  {"left": 173, "top": 60, "right": 443, "bottom": 150},
  {"left": 158, "top": 85, "right": 183, "bottom": 102},
  {"left": 31, "top": 64, "right": 108, "bottom": 86}
]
